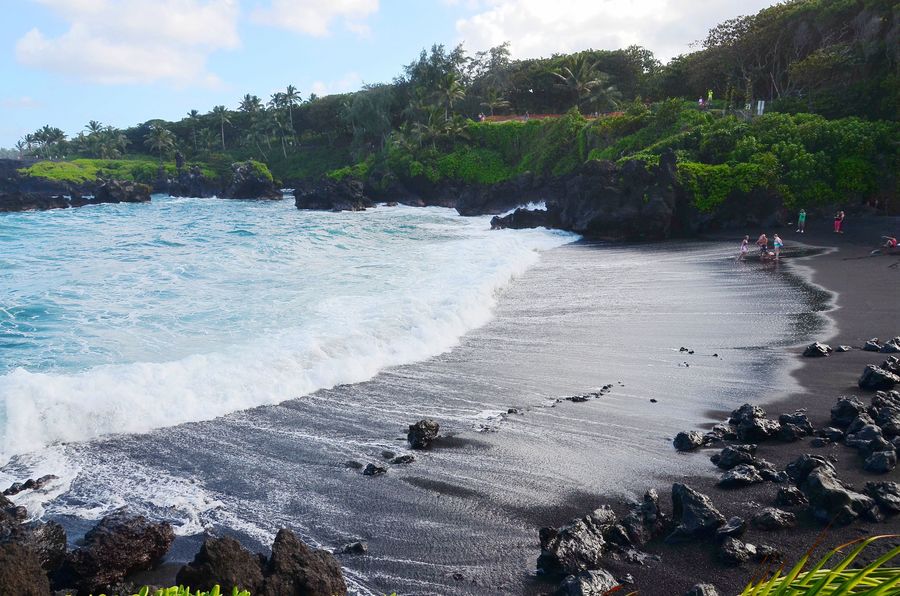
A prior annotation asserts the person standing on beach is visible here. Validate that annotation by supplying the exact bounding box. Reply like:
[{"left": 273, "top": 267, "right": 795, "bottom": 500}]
[
  {"left": 773, "top": 234, "right": 784, "bottom": 259},
  {"left": 756, "top": 233, "right": 768, "bottom": 255},
  {"left": 837, "top": 210, "right": 845, "bottom": 233},
  {"left": 797, "top": 209, "right": 806, "bottom": 233},
  {"left": 739, "top": 235, "right": 750, "bottom": 260},
  {"left": 834, "top": 211, "right": 842, "bottom": 233}
]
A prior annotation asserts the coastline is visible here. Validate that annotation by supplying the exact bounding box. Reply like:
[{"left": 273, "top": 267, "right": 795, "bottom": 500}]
[{"left": 608, "top": 216, "right": 900, "bottom": 595}]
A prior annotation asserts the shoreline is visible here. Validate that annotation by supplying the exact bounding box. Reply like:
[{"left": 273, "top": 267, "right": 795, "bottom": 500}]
[{"left": 599, "top": 216, "right": 900, "bottom": 595}]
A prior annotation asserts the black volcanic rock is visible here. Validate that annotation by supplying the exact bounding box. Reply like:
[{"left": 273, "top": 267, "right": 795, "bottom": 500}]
[
  {"left": 666, "top": 483, "right": 725, "bottom": 543},
  {"left": 176, "top": 536, "right": 265, "bottom": 593},
  {"left": 222, "top": 161, "right": 281, "bottom": 200},
  {"left": 295, "top": 178, "right": 372, "bottom": 211},
  {"left": 490, "top": 206, "right": 560, "bottom": 230},
  {"left": 407, "top": 419, "right": 440, "bottom": 449},
  {"left": 0, "top": 543, "right": 50, "bottom": 595}
]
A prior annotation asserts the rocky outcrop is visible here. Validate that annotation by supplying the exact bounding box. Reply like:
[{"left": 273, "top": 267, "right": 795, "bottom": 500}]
[
  {"left": 0, "top": 543, "right": 50, "bottom": 596},
  {"left": 93, "top": 179, "right": 151, "bottom": 204},
  {"left": 800, "top": 467, "right": 877, "bottom": 525},
  {"left": 859, "top": 364, "right": 900, "bottom": 391},
  {"left": 179, "top": 529, "right": 347, "bottom": 596},
  {"left": 665, "top": 483, "right": 725, "bottom": 542},
  {"left": 295, "top": 178, "right": 373, "bottom": 211},
  {"left": 67, "top": 511, "right": 175, "bottom": 592},
  {"left": 222, "top": 161, "right": 281, "bottom": 200},
  {"left": 556, "top": 569, "right": 619, "bottom": 595},
  {"left": 803, "top": 342, "right": 833, "bottom": 357},
  {"left": 490, "top": 206, "right": 560, "bottom": 231},
  {"left": 537, "top": 507, "right": 616, "bottom": 576}
]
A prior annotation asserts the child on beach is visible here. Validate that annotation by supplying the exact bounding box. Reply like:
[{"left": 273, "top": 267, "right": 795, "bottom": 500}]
[
  {"left": 773, "top": 234, "right": 784, "bottom": 259},
  {"left": 739, "top": 235, "right": 749, "bottom": 260},
  {"left": 796, "top": 209, "right": 806, "bottom": 233},
  {"left": 834, "top": 211, "right": 845, "bottom": 233},
  {"left": 756, "top": 233, "right": 768, "bottom": 254}
]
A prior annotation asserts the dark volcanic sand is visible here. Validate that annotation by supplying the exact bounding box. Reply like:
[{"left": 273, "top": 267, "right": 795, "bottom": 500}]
[{"left": 614, "top": 215, "right": 900, "bottom": 595}]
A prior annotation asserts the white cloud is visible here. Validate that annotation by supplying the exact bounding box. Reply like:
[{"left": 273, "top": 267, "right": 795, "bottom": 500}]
[
  {"left": 16, "top": 0, "right": 239, "bottom": 86},
  {"left": 455, "top": 0, "right": 779, "bottom": 62},
  {"left": 310, "top": 71, "right": 362, "bottom": 96},
  {"left": 252, "top": 0, "right": 379, "bottom": 37},
  {"left": 1, "top": 96, "right": 43, "bottom": 109}
]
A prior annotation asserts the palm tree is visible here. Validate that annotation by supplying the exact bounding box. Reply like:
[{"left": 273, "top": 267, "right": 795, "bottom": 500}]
[
  {"left": 480, "top": 88, "right": 510, "bottom": 116},
  {"left": 283, "top": 84, "right": 301, "bottom": 132},
  {"left": 552, "top": 55, "right": 620, "bottom": 112},
  {"left": 187, "top": 109, "right": 201, "bottom": 151},
  {"left": 85, "top": 120, "right": 104, "bottom": 135},
  {"left": 436, "top": 72, "right": 465, "bottom": 120},
  {"left": 144, "top": 123, "right": 176, "bottom": 163},
  {"left": 14, "top": 140, "right": 26, "bottom": 159},
  {"left": 238, "top": 94, "right": 262, "bottom": 114},
  {"left": 211, "top": 105, "right": 230, "bottom": 150}
]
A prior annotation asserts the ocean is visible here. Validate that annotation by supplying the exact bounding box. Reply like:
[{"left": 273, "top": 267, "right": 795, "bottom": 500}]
[{"left": 0, "top": 196, "right": 830, "bottom": 594}]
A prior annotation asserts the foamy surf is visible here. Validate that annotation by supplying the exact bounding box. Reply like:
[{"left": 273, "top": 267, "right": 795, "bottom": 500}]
[{"left": 0, "top": 199, "right": 576, "bottom": 463}]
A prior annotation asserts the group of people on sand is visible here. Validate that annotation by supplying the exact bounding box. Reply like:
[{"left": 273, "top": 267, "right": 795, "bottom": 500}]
[{"left": 739, "top": 232, "right": 783, "bottom": 261}]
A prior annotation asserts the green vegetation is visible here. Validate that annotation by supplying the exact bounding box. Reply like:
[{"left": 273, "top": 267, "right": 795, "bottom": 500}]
[
  {"left": 81, "top": 586, "right": 250, "bottom": 596},
  {"left": 19, "top": 159, "right": 216, "bottom": 185},
  {"left": 9, "top": 0, "right": 896, "bottom": 213},
  {"left": 739, "top": 534, "right": 900, "bottom": 595}
]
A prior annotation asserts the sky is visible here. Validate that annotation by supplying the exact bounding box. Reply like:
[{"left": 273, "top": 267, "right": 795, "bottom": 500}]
[{"left": 0, "top": 0, "right": 779, "bottom": 148}]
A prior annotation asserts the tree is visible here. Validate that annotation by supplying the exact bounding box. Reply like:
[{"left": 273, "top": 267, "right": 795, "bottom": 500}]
[
  {"left": 552, "top": 55, "right": 620, "bottom": 112},
  {"left": 480, "top": 88, "right": 510, "bottom": 116},
  {"left": 238, "top": 94, "right": 262, "bottom": 114},
  {"left": 211, "top": 105, "right": 230, "bottom": 150},
  {"left": 283, "top": 84, "right": 301, "bottom": 132},
  {"left": 144, "top": 123, "right": 176, "bottom": 162},
  {"left": 187, "top": 109, "right": 201, "bottom": 151},
  {"left": 436, "top": 72, "right": 466, "bottom": 119}
]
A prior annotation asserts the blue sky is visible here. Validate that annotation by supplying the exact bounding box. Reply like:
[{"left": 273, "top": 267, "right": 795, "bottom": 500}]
[{"left": 0, "top": 0, "right": 777, "bottom": 148}]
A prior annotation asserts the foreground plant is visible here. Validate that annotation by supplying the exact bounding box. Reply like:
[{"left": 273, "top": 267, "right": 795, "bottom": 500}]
[
  {"left": 740, "top": 534, "right": 900, "bottom": 595},
  {"left": 82, "top": 586, "right": 250, "bottom": 596}
]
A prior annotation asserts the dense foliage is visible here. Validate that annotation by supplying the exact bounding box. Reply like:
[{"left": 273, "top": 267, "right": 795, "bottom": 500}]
[
  {"left": 9, "top": 0, "right": 897, "bottom": 211},
  {"left": 80, "top": 587, "right": 250, "bottom": 596}
]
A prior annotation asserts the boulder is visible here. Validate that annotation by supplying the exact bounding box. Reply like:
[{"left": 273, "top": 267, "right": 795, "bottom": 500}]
[
  {"left": 831, "top": 397, "right": 868, "bottom": 427},
  {"left": 261, "top": 529, "right": 347, "bottom": 596},
  {"left": 750, "top": 508, "right": 796, "bottom": 530},
  {"left": 846, "top": 413, "right": 877, "bottom": 434},
  {"left": 845, "top": 424, "right": 884, "bottom": 449},
  {"left": 775, "top": 486, "right": 809, "bottom": 507},
  {"left": 389, "top": 455, "right": 416, "bottom": 465},
  {"left": 864, "top": 450, "right": 897, "bottom": 474},
  {"left": 537, "top": 507, "right": 617, "bottom": 576},
  {"left": 68, "top": 511, "right": 174, "bottom": 592},
  {"left": 801, "top": 468, "right": 877, "bottom": 525},
  {"left": 0, "top": 543, "right": 50, "bottom": 595},
  {"left": 736, "top": 417, "right": 781, "bottom": 442},
  {"left": 2, "top": 475, "right": 58, "bottom": 497},
  {"left": 337, "top": 541, "right": 368, "bottom": 555},
  {"left": 665, "top": 483, "right": 725, "bottom": 543},
  {"left": 294, "top": 178, "right": 370, "bottom": 211},
  {"left": 94, "top": 179, "right": 151, "bottom": 204},
  {"left": 555, "top": 569, "right": 619, "bottom": 596},
  {"left": 715, "top": 516, "right": 747, "bottom": 539},
  {"left": 10, "top": 521, "right": 67, "bottom": 572},
  {"left": 176, "top": 536, "right": 265, "bottom": 592},
  {"left": 711, "top": 445, "right": 756, "bottom": 470},
  {"left": 802, "top": 342, "right": 832, "bottom": 357},
  {"left": 882, "top": 356, "right": 900, "bottom": 375},
  {"left": 836, "top": 345, "right": 853, "bottom": 352},
  {"left": 719, "top": 537, "right": 756, "bottom": 566},
  {"left": 778, "top": 411, "right": 814, "bottom": 435},
  {"left": 673, "top": 431, "right": 705, "bottom": 451},
  {"left": 718, "top": 464, "right": 764, "bottom": 488},
  {"left": 880, "top": 337, "right": 900, "bottom": 353},
  {"left": 407, "top": 419, "right": 440, "bottom": 449},
  {"left": 786, "top": 454, "right": 836, "bottom": 483},
  {"left": 863, "top": 339, "right": 883, "bottom": 352},
  {"left": 858, "top": 365, "right": 900, "bottom": 391},
  {"left": 490, "top": 207, "right": 560, "bottom": 231},
  {"left": 223, "top": 161, "right": 281, "bottom": 200},
  {"left": 685, "top": 584, "right": 720, "bottom": 596},
  {"left": 864, "top": 481, "right": 900, "bottom": 513},
  {"left": 729, "top": 404, "right": 766, "bottom": 425},
  {"left": 621, "top": 489, "right": 665, "bottom": 545},
  {"left": 362, "top": 464, "right": 387, "bottom": 476},
  {"left": 704, "top": 424, "right": 737, "bottom": 443}
]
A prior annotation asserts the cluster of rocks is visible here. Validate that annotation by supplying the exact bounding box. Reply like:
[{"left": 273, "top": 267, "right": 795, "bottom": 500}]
[
  {"left": 674, "top": 402, "right": 814, "bottom": 453},
  {"left": 824, "top": 392, "right": 899, "bottom": 473},
  {"left": 3, "top": 475, "right": 57, "bottom": 497},
  {"left": 859, "top": 356, "right": 900, "bottom": 391},
  {"left": 862, "top": 337, "right": 900, "bottom": 354},
  {"left": 346, "top": 419, "right": 439, "bottom": 477},
  {"left": 0, "top": 488, "right": 348, "bottom": 595},
  {"left": 221, "top": 161, "right": 282, "bottom": 200},
  {"left": 177, "top": 530, "right": 346, "bottom": 596},
  {"left": 0, "top": 179, "right": 152, "bottom": 213}
]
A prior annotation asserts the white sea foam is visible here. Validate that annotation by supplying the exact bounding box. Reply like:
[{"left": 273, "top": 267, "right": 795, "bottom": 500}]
[{"left": 0, "top": 201, "right": 575, "bottom": 463}]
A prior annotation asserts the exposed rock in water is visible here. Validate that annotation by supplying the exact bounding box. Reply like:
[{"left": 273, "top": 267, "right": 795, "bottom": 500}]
[
  {"left": 0, "top": 543, "right": 50, "bottom": 595},
  {"left": 67, "top": 511, "right": 174, "bottom": 592},
  {"left": 295, "top": 178, "right": 372, "bottom": 211},
  {"left": 555, "top": 568, "right": 619, "bottom": 596},
  {"left": 800, "top": 468, "right": 877, "bottom": 525},
  {"left": 362, "top": 463, "right": 387, "bottom": 476},
  {"left": 802, "top": 342, "right": 832, "bottom": 357},
  {"left": 407, "top": 419, "right": 440, "bottom": 449},
  {"left": 490, "top": 207, "right": 560, "bottom": 231},
  {"left": 222, "top": 161, "right": 282, "bottom": 200},
  {"left": 176, "top": 536, "right": 265, "bottom": 593},
  {"left": 94, "top": 179, "right": 151, "bottom": 204},
  {"left": 665, "top": 483, "right": 725, "bottom": 543},
  {"left": 673, "top": 431, "right": 705, "bottom": 451},
  {"left": 338, "top": 541, "right": 368, "bottom": 555},
  {"left": 389, "top": 455, "right": 416, "bottom": 465},
  {"left": 750, "top": 508, "right": 796, "bottom": 530},
  {"left": 2, "top": 475, "right": 58, "bottom": 497}
]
